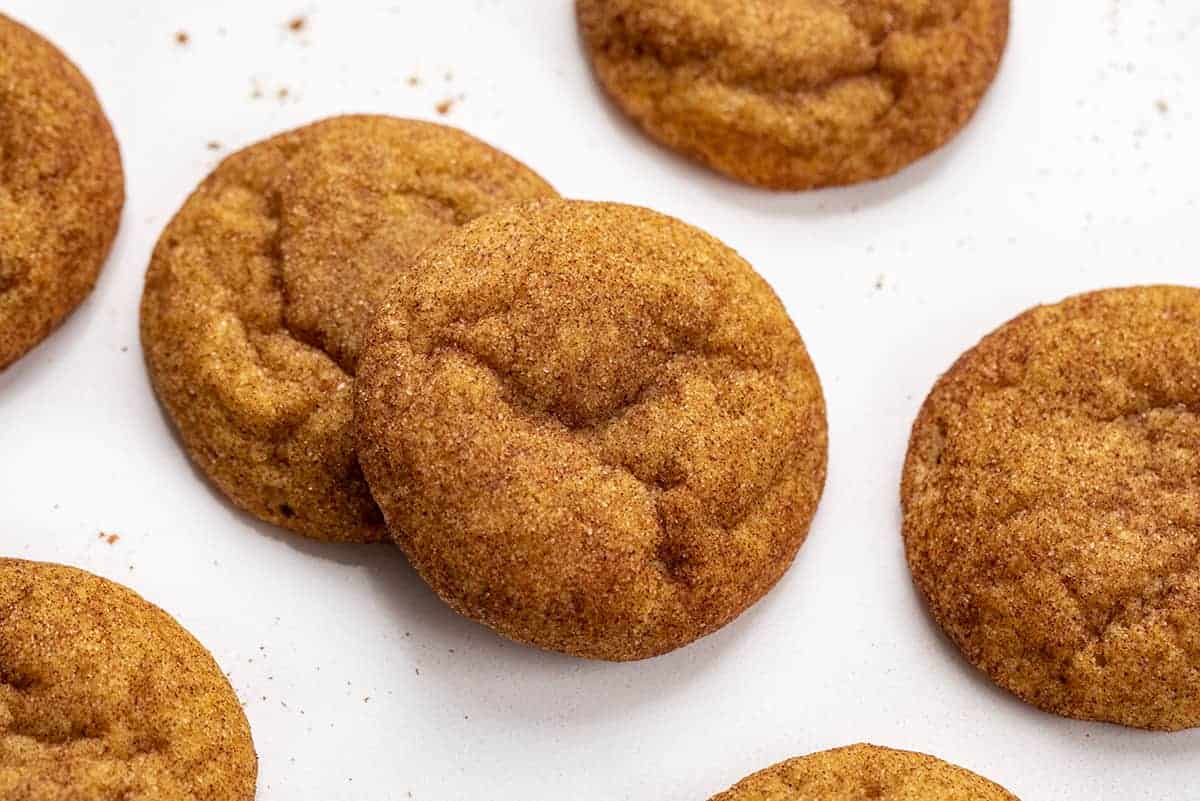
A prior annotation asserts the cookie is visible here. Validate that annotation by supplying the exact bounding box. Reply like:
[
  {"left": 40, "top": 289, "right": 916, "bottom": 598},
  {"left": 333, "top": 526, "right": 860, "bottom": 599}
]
[
  {"left": 903, "top": 286, "right": 1200, "bottom": 731},
  {"left": 708, "top": 744, "right": 1019, "bottom": 800},
  {"left": 355, "top": 199, "right": 828, "bottom": 660},
  {"left": 577, "top": 0, "right": 1009, "bottom": 190},
  {"left": 141, "top": 115, "right": 556, "bottom": 543},
  {"left": 0, "top": 559, "right": 256, "bottom": 800},
  {"left": 0, "top": 14, "right": 124, "bottom": 371}
]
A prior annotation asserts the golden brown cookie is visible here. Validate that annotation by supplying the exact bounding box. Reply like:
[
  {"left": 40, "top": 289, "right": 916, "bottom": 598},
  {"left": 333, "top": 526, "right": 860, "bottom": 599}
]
[
  {"left": 0, "top": 559, "right": 256, "bottom": 801},
  {"left": 0, "top": 14, "right": 124, "bottom": 370},
  {"left": 903, "top": 286, "right": 1200, "bottom": 731},
  {"left": 355, "top": 199, "right": 828, "bottom": 660},
  {"left": 577, "top": 0, "right": 1009, "bottom": 190},
  {"left": 141, "top": 115, "right": 556, "bottom": 543},
  {"left": 708, "top": 744, "right": 1019, "bottom": 800}
]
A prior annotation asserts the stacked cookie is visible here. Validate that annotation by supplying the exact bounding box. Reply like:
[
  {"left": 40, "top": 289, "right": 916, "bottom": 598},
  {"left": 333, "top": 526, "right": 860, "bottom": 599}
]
[{"left": 140, "top": 115, "right": 831, "bottom": 662}]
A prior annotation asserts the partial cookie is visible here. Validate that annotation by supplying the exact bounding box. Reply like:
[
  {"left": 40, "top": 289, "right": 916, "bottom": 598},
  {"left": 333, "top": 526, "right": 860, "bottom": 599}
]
[
  {"left": 141, "top": 115, "right": 556, "bottom": 543},
  {"left": 0, "top": 14, "right": 124, "bottom": 370},
  {"left": 577, "top": 0, "right": 1009, "bottom": 189},
  {"left": 356, "top": 199, "right": 828, "bottom": 660},
  {"left": 0, "top": 559, "right": 256, "bottom": 801},
  {"left": 903, "top": 286, "right": 1200, "bottom": 731},
  {"left": 708, "top": 744, "right": 1019, "bottom": 800}
]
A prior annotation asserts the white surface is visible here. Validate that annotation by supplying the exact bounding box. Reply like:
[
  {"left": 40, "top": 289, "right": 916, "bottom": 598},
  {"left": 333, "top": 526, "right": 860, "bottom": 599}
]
[{"left": 2, "top": 1, "right": 1198, "bottom": 799}]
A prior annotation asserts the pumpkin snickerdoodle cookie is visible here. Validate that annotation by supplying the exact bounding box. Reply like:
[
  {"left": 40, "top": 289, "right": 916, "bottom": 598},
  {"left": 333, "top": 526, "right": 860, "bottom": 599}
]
[
  {"left": 903, "top": 286, "right": 1200, "bottom": 731},
  {"left": 0, "top": 559, "right": 256, "bottom": 801},
  {"left": 708, "top": 744, "right": 1019, "bottom": 800},
  {"left": 0, "top": 14, "right": 124, "bottom": 371},
  {"left": 577, "top": 0, "right": 1009, "bottom": 190},
  {"left": 356, "top": 199, "right": 828, "bottom": 660},
  {"left": 141, "top": 115, "right": 556, "bottom": 543}
]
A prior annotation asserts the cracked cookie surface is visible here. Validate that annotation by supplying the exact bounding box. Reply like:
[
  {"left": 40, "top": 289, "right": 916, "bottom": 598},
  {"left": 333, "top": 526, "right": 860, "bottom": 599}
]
[
  {"left": 577, "top": 0, "right": 1009, "bottom": 189},
  {"left": 355, "top": 200, "right": 827, "bottom": 660},
  {"left": 0, "top": 559, "right": 256, "bottom": 801},
  {"left": 0, "top": 14, "right": 124, "bottom": 370},
  {"left": 903, "top": 286, "right": 1200, "bottom": 731},
  {"left": 140, "top": 115, "right": 556, "bottom": 543},
  {"left": 708, "top": 744, "right": 1018, "bottom": 800}
]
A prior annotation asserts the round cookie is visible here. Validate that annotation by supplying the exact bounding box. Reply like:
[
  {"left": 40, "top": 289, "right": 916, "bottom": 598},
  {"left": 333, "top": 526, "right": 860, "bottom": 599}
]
[
  {"left": 0, "top": 14, "right": 124, "bottom": 370},
  {"left": 708, "top": 744, "right": 1019, "bottom": 800},
  {"left": 0, "top": 559, "right": 256, "bottom": 800},
  {"left": 141, "top": 115, "right": 556, "bottom": 543},
  {"left": 355, "top": 199, "right": 828, "bottom": 660},
  {"left": 577, "top": 0, "right": 1009, "bottom": 190},
  {"left": 903, "top": 286, "right": 1200, "bottom": 731}
]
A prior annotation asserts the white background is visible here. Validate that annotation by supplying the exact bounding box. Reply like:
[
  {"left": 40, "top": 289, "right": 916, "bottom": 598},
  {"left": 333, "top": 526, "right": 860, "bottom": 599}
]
[{"left": 2, "top": 1, "right": 1198, "bottom": 799}]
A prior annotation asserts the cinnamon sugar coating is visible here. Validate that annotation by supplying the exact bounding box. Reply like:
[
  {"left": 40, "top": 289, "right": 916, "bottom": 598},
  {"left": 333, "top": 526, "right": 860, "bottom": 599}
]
[
  {"left": 0, "top": 14, "right": 124, "bottom": 370},
  {"left": 356, "top": 200, "right": 827, "bottom": 660},
  {"left": 577, "top": 0, "right": 1009, "bottom": 189},
  {"left": 140, "top": 115, "right": 556, "bottom": 542},
  {"left": 903, "top": 286, "right": 1200, "bottom": 731},
  {"left": 708, "top": 744, "right": 1018, "bottom": 800},
  {"left": 0, "top": 559, "right": 256, "bottom": 801}
]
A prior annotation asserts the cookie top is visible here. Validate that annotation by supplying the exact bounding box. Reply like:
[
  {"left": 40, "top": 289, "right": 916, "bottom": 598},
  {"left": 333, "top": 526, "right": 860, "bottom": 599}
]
[
  {"left": 708, "top": 744, "right": 1018, "bottom": 800},
  {"left": 0, "top": 559, "right": 256, "bottom": 801},
  {"left": 356, "top": 199, "right": 827, "bottom": 660},
  {"left": 903, "top": 286, "right": 1200, "bottom": 731},
  {"left": 577, "top": 0, "right": 1009, "bottom": 189},
  {"left": 0, "top": 14, "right": 124, "bottom": 370},
  {"left": 141, "top": 115, "right": 556, "bottom": 543}
]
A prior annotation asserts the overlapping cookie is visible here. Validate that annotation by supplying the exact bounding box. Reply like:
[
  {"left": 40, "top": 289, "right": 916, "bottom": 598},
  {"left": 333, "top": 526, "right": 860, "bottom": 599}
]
[
  {"left": 141, "top": 115, "right": 556, "bottom": 542},
  {"left": 356, "top": 199, "right": 828, "bottom": 660}
]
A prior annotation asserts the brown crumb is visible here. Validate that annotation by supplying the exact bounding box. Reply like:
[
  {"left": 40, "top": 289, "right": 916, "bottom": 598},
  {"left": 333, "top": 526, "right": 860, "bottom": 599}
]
[
  {"left": 1156, "top": 98, "right": 1170, "bottom": 114},
  {"left": 97, "top": 532, "right": 120, "bottom": 545},
  {"left": 207, "top": 141, "right": 222, "bottom": 151},
  {"left": 175, "top": 31, "right": 190, "bottom": 46},
  {"left": 288, "top": 15, "right": 307, "bottom": 33},
  {"left": 407, "top": 75, "right": 420, "bottom": 87},
  {"left": 278, "top": 87, "right": 290, "bottom": 100},
  {"left": 435, "top": 97, "right": 457, "bottom": 115}
]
